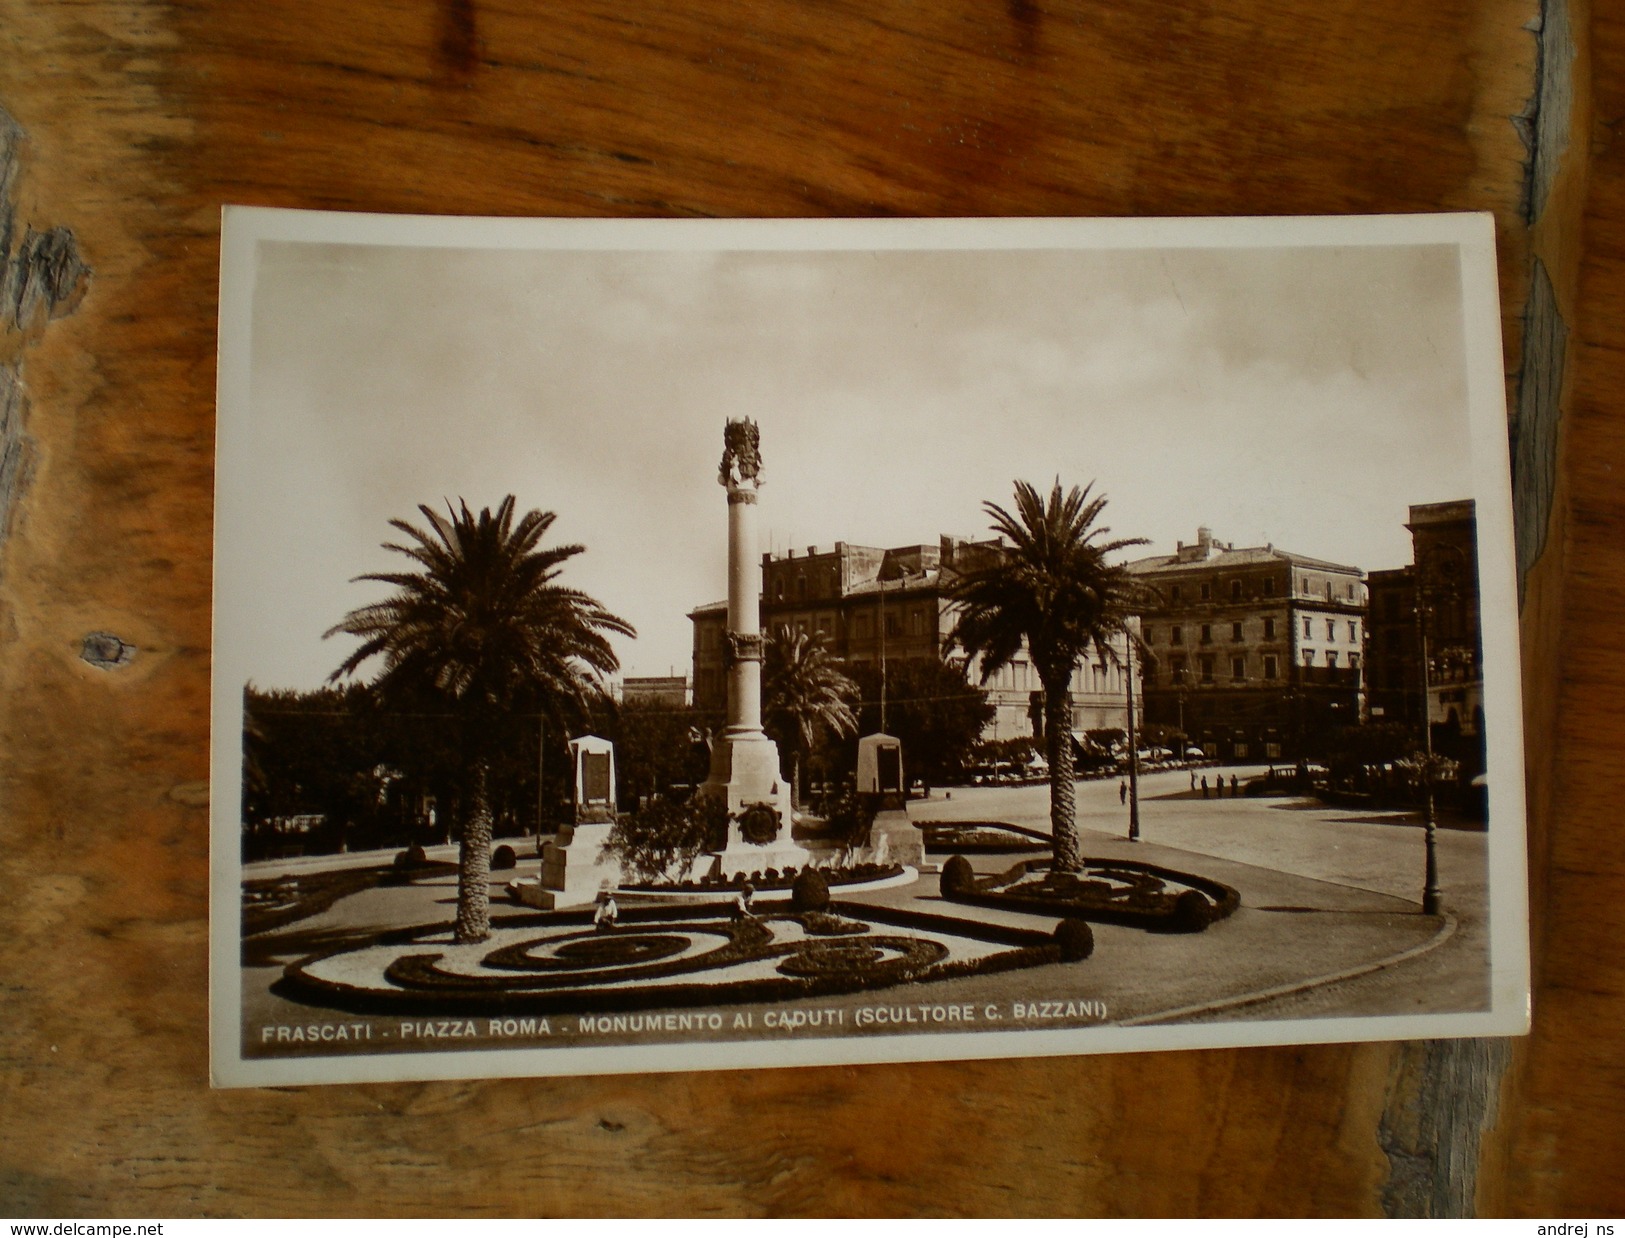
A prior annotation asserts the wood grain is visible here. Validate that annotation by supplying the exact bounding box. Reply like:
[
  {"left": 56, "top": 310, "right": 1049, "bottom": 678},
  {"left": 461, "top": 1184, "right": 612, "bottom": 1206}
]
[{"left": 0, "top": 0, "right": 1616, "bottom": 1217}]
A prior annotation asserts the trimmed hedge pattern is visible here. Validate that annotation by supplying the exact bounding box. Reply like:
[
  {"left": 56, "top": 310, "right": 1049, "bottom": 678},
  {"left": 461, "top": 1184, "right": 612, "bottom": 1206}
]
[
  {"left": 939, "top": 856, "right": 1241, "bottom": 933},
  {"left": 276, "top": 899, "right": 1079, "bottom": 1019}
]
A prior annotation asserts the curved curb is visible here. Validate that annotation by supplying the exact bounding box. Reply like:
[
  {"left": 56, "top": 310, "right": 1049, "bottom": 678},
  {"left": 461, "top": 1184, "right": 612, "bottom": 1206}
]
[{"left": 1117, "top": 912, "right": 1460, "bottom": 1026}]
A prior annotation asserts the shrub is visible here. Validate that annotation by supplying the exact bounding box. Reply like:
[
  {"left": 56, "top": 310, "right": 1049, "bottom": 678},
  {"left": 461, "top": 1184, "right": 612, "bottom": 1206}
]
[
  {"left": 791, "top": 867, "right": 831, "bottom": 912},
  {"left": 490, "top": 844, "right": 517, "bottom": 871},
  {"left": 1171, "top": 890, "right": 1212, "bottom": 933},
  {"left": 1055, "top": 918, "right": 1095, "bottom": 962},
  {"left": 941, "top": 855, "right": 976, "bottom": 897},
  {"left": 604, "top": 791, "right": 730, "bottom": 883},
  {"left": 393, "top": 844, "right": 428, "bottom": 869}
]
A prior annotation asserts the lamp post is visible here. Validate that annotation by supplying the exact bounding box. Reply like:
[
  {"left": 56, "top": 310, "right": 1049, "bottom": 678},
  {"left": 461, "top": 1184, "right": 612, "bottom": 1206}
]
[
  {"left": 1124, "top": 622, "right": 1141, "bottom": 842},
  {"left": 1414, "top": 575, "right": 1443, "bottom": 917}
]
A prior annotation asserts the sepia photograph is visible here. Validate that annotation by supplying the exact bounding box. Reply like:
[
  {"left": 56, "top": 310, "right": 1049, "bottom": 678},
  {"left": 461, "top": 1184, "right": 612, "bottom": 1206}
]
[{"left": 210, "top": 210, "right": 1529, "bottom": 1087}]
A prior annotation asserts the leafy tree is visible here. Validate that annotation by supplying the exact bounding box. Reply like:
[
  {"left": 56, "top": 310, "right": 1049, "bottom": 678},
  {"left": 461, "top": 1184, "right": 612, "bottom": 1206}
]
[
  {"left": 846, "top": 658, "right": 995, "bottom": 790},
  {"left": 610, "top": 697, "right": 708, "bottom": 807},
  {"left": 763, "top": 625, "right": 859, "bottom": 807},
  {"left": 949, "top": 480, "right": 1145, "bottom": 871},
  {"left": 326, "top": 497, "right": 633, "bottom": 942}
]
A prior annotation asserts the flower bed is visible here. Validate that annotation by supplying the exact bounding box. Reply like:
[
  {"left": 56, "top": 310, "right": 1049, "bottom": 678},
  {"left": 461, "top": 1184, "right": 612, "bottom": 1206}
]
[
  {"left": 619, "top": 861, "right": 902, "bottom": 894},
  {"left": 940, "top": 856, "right": 1240, "bottom": 933},
  {"left": 920, "top": 821, "right": 1049, "bottom": 854},
  {"left": 272, "top": 900, "right": 1082, "bottom": 1020}
]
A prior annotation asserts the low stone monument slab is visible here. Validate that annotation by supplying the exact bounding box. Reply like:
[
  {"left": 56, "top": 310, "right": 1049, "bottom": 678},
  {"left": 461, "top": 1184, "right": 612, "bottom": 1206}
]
[{"left": 512, "top": 734, "right": 623, "bottom": 910}]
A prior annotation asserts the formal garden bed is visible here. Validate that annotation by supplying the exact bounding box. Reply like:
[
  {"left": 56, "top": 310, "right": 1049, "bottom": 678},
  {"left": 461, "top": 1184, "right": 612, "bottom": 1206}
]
[
  {"left": 271, "top": 893, "right": 1091, "bottom": 1020},
  {"left": 920, "top": 820, "right": 1050, "bottom": 854},
  {"left": 618, "top": 860, "right": 904, "bottom": 895},
  {"left": 940, "top": 855, "right": 1240, "bottom": 934}
]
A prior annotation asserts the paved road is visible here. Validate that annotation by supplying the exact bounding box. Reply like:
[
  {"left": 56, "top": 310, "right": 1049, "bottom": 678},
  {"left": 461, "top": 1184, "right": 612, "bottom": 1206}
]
[{"left": 911, "top": 767, "right": 1495, "bottom": 1022}]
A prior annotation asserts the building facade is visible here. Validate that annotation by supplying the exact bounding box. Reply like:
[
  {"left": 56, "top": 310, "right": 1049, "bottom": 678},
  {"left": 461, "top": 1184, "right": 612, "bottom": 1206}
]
[
  {"left": 619, "top": 676, "right": 691, "bottom": 708},
  {"left": 1126, "top": 527, "right": 1366, "bottom": 761},
  {"left": 1362, "top": 500, "right": 1483, "bottom": 767},
  {"left": 689, "top": 535, "right": 1135, "bottom": 741}
]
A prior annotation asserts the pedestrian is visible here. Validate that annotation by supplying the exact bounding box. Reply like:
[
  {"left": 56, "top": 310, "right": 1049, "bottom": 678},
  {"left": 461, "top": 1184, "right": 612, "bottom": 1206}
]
[
  {"left": 733, "top": 883, "right": 756, "bottom": 921},
  {"left": 1189, "top": 770, "right": 1197, "bottom": 792},
  {"left": 1119, "top": 780, "right": 1127, "bottom": 805},
  {"left": 1201, "top": 775, "right": 1209, "bottom": 799},
  {"left": 593, "top": 890, "right": 618, "bottom": 934},
  {"left": 1231, "top": 774, "right": 1239, "bottom": 797}
]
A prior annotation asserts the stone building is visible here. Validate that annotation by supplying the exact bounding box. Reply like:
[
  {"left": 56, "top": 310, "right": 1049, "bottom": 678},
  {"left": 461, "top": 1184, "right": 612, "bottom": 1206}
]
[
  {"left": 689, "top": 535, "right": 1135, "bottom": 741},
  {"left": 618, "top": 676, "right": 690, "bottom": 708},
  {"left": 1363, "top": 500, "right": 1483, "bottom": 766},
  {"left": 1125, "top": 527, "right": 1366, "bottom": 761}
]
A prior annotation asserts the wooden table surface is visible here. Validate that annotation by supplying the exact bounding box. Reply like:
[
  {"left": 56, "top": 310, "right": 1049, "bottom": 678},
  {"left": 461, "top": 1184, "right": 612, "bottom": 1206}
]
[{"left": 1, "top": 0, "right": 1619, "bottom": 1218}]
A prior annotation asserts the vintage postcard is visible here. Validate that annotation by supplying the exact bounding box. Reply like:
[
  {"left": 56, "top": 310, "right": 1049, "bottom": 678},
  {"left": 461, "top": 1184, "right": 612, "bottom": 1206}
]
[{"left": 211, "top": 210, "right": 1529, "bottom": 1087}]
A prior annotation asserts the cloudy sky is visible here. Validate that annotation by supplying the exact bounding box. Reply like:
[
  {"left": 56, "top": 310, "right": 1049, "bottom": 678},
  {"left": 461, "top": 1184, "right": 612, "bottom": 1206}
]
[{"left": 224, "top": 225, "right": 1478, "bottom": 690}]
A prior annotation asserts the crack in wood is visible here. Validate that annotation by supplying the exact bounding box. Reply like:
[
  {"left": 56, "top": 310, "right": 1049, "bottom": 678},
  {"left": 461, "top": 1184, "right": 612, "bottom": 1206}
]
[{"left": 0, "top": 104, "right": 91, "bottom": 574}]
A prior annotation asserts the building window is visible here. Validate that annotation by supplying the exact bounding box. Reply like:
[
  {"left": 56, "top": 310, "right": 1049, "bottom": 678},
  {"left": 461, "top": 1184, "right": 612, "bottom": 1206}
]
[
  {"left": 1348, "top": 582, "right": 1356, "bottom": 600},
  {"left": 1327, "top": 651, "right": 1339, "bottom": 668},
  {"left": 1349, "top": 653, "right": 1360, "bottom": 670},
  {"left": 1201, "top": 582, "right": 1212, "bottom": 601},
  {"left": 1171, "top": 657, "right": 1186, "bottom": 683},
  {"left": 1231, "top": 621, "right": 1243, "bottom": 642},
  {"left": 1199, "top": 655, "right": 1214, "bottom": 683},
  {"left": 1171, "top": 625, "right": 1183, "bottom": 646},
  {"left": 1144, "top": 627, "right": 1154, "bottom": 646},
  {"left": 796, "top": 573, "right": 806, "bottom": 600},
  {"left": 1200, "top": 624, "right": 1212, "bottom": 644},
  {"left": 774, "top": 579, "right": 785, "bottom": 600},
  {"left": 1348, "top": 620, "right": 1358, "bottom": 642},
  {"left": 1171, "top": 584, "right": 1182, "bottom": 602},
  {"left": 1303, "top": 618, "right": 1312, "bottom": 639},
  {"left": 1231, "top": 580, "right": 1243, "bottom": 601},
  {"left": 885, "top": 613, "right": 901, "bottom": 638},
  {"left": 1264, "top": 617, "right": 1276, "bottom": 639},
  {"left": 1326, "top": 619, "right": 1336, "bottom": 641},
  {"left": 1303, "top": 649, "right": 1315, "bottom": 666},
  {"left": 910, "top": 608, "right": 925, "bottom": 636},
  {"left": 1264, "top": 655, "right": 1278, "bottom": 679},
  {"left": 1263, "top": 577, "right": 1276, "bottom": 596},
  {"left": 1231, "top": 656, "right": 1245, "bottom": 681}
]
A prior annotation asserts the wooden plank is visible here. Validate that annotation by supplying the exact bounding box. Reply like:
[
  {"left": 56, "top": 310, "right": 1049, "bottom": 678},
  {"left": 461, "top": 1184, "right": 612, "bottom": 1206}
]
[{"left": 0, "top": 0, "right": 1610, "bottom": 1216}]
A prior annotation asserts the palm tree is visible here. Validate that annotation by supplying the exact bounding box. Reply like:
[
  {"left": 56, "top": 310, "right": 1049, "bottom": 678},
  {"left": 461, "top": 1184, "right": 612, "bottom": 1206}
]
[
  {"left": 949, "top": 480, "right": 1145, "bottom": 872},
  {"left": 763, "top": 625, "right": 859, "bottom": 809},
  {"left": 326, "top": 497, "right": 633, "bottom": 942}
]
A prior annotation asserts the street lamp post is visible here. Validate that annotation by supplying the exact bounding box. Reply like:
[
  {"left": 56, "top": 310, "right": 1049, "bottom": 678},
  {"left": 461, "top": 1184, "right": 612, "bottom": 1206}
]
[
  {"left": 1124, "top": 625, "right": 1140, "bottom": 842},
  {"left": 1414, "top": 585, "right": 1443, "bottom": 916}
]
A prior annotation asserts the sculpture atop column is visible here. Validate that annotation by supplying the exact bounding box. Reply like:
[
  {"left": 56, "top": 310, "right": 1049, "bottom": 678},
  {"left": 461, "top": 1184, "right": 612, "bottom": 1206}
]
[{"left": 699, "top": 418, "right": 806, "bottom": 877}]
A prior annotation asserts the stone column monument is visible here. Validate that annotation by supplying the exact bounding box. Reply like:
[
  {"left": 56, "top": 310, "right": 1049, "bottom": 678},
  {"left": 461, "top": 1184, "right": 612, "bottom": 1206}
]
[{"left": 700, "top": 418, "right": 806, "bottom": 877}]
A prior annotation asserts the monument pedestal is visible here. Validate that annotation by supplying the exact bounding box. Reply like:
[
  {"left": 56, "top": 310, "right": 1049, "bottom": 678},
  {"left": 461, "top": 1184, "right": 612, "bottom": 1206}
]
[
  {"left": 509, "top": 734, "right": 623, "bottom": 910},
  {"left": 511, "top": 820, "right": 620, "bottom": 910},
  {"left": 864, "top": 807, "right": 925, "bottom": 869},
  {"left": 699, "top": 730, "right": 807, "bottom": 878}
]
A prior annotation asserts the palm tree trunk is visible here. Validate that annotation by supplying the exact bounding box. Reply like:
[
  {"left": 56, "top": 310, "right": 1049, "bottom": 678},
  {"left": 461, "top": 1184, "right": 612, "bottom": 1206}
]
[
  {"left": 455, "top": 760, "right": 493, "bottom": 943},
  {"left": 1044, "top": 676, "right": 1080, "bottom": 872},
  {"left": 789, "top": 750, "right": 802, "bottom": 811}
]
